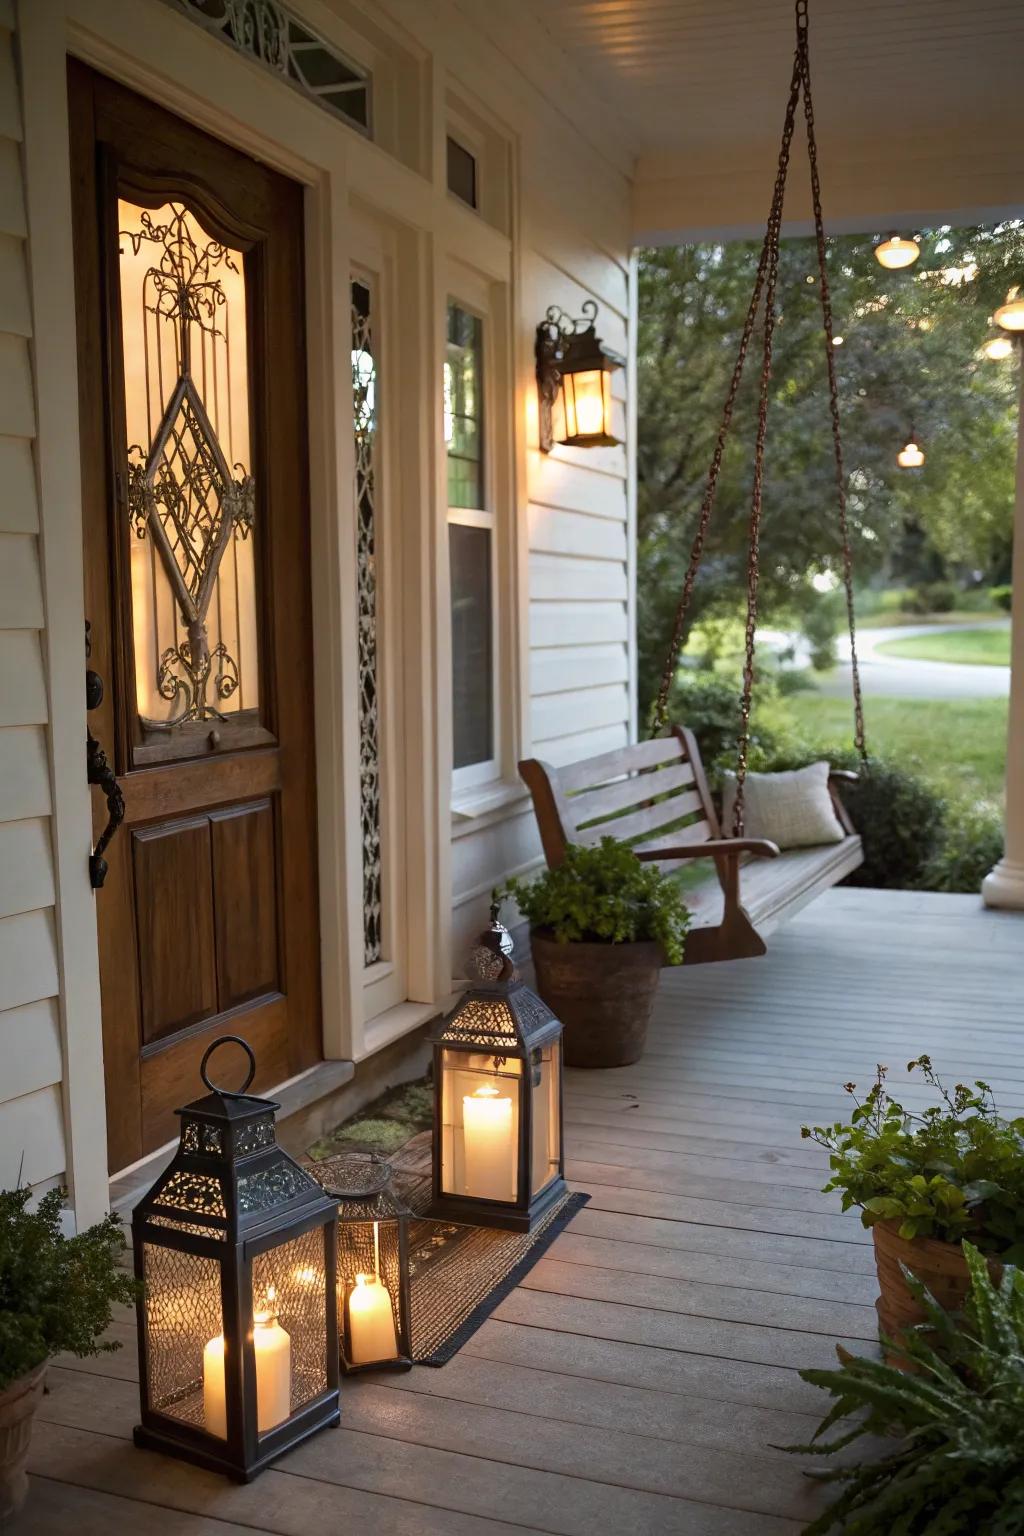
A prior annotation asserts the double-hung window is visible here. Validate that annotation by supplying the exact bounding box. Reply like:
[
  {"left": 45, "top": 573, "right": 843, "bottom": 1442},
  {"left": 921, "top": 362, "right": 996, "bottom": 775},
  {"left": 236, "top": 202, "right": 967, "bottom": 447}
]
[{"left": 445, "top": 300, "right": 497, "bottom": 789}]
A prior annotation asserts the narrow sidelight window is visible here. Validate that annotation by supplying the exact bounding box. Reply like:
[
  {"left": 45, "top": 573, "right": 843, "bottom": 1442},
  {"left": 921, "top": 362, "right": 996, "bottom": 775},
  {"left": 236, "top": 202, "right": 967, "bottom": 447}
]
[{"left": 445, "top": 303, "right": 495, "bottom": 779}]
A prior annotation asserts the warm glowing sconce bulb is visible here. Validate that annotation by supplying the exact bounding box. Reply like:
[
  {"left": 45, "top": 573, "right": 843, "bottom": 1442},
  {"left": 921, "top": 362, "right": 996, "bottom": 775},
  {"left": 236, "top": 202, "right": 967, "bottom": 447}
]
[
  {"left": 875, "top": 235, "right": 920, "bottom": 271},
  {"left": 982, "top": 333, "right": 1014, "bottom": 360},
  {"left": 994, "top": 288, "right": 1024, "bottom": 333},
  {"left": 897, "top": 439, "right": 925, "bottom": 469}
]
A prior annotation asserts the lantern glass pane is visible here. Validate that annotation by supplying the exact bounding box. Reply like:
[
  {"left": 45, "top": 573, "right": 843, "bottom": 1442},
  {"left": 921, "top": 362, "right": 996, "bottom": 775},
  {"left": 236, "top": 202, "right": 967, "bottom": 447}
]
[
  {"left": 338, "top": 1219, "right": 403, "bottom": 1366},
  {"left": 440, "top": 1048, "right": 522, "bottom": 1203},
  {"left": 530, "top": 1044, "right": 561, "bottom": 1197},
  {"left": 142, "top": 1241, "right": 226, "bottom": 1437},
  {"left": 567, "top": 368, "right": 605, "bottom": 440},
  {"left": 250, "top": 1229, "right": 330, "bottom": 1432}
]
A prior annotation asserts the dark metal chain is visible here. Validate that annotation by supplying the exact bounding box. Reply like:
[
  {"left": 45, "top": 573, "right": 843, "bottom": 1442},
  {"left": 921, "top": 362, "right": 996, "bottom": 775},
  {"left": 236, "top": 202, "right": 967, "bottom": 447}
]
[
  {"left": 799, "top": 15, "right": 867, "bottom": 761},
  {"left": 652, "top": 0, "right": 868, "bottom": 816}
]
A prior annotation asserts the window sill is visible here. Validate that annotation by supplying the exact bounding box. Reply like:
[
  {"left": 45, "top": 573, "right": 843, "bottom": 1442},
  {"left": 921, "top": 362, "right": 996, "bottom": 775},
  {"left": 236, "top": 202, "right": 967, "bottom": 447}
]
[{"left": 451, "top": 777, "right": 531, "bottom": 836}]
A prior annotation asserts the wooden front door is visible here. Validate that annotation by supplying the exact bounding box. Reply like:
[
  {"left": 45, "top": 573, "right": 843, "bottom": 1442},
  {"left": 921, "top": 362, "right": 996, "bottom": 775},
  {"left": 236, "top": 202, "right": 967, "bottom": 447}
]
[{"left": 70, "top": 63, "right": 321, "bottom": 1172}]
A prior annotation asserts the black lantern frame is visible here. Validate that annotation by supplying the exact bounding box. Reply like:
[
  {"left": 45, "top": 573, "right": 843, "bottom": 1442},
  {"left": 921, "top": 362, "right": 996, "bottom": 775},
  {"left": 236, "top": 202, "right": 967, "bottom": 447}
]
[
  {"left": 132, "top": 1036, "right": 340, "bottom": 1482},
  {"left": 322, "top": 1154, "right": 412, "bottom": 1374},
  {"left": 428, "top": 916, "right": 566, "bottom": 1232},
  {"left": 535, "top": 299, "right": 624, "bottom": 452}
]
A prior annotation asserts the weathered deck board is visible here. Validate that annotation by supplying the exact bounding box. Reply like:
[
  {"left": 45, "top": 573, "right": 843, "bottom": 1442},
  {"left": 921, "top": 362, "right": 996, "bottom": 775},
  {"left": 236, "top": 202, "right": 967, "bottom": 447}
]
[{"left": 25, "top": 890, "right": 1024, "bottom": 1533}]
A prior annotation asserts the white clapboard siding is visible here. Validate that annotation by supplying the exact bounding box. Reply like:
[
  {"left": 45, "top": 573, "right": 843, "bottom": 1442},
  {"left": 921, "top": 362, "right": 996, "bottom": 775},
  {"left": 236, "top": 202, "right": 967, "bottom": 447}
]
[
  {"left": 0, "top": 1083, "right": 65, "bottom": 1189},
  {"left": 530, "top": 551, "right": 628, "bottom": 603},
  {"left": 0, "top": 908, "right": 59, "bottom": 1014},
  {"left": 537, "top": 720, "right": 630, "bottom": 768},
  {"left": 0, "top": 726, "right": 52, "bottom": 819},
  {"left": 529, "top": 599, "right": 628, "bottom": 648},
  {"left": 0, "top": 997, "right": 62, "bottom": 1101},
  {"left": 0, "top": 819, "right": 55, "bottom": 918},
  {"left": 0, "top": 20, "right": 63, "bottom": 1195},
  {"left": 0, "top": 433, "right": 38, "bottom": 529},
  {"left": 0, "top": 631, "right": 47, "bottom": 724},
  {"left": 531, "top": 643, "right": 629, "bottom": 697},
  {"left": 533, "top": 682, "right": 631, "bottom": 743},
  {"left": 529, "top": 504, "right": 628, "bottom": 561},
  {"left": 528, "top": 453, "right": 627, "bottom": 521}
]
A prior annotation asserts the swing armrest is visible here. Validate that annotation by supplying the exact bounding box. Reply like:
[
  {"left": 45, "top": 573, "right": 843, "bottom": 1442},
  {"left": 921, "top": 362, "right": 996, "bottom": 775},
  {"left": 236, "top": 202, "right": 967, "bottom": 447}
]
[{"left": 635, "top": 838, "right": 780, "bottom": 863}]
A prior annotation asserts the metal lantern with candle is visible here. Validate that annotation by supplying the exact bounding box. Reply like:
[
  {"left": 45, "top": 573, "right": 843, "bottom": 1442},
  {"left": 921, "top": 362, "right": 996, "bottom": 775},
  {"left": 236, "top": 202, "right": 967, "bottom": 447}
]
[
  {"left": 535, "top": 300, "right": 624, "bottom": 452},
  {"left": 324, "top": 1154, "right": 412, "bottom": 1374},
  {"left": 132, "top": 1035, "right": 340, "bottom": 1481},
  {"left": 429, "top": 907, "right": 566, "bottom": 1232}
]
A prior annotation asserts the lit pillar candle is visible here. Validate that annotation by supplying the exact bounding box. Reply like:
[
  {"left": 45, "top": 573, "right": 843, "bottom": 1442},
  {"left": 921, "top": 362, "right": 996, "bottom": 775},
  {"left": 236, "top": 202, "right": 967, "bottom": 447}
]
[
  {"left": 203, "top": 1289, "right": 292, "bottom": 1438},
  {"left": 463, "top": 1083, "right": 515, "bottom": 1201},
  {"left": 348, "top": 1272, "right": 398, "bottom": 1364}
]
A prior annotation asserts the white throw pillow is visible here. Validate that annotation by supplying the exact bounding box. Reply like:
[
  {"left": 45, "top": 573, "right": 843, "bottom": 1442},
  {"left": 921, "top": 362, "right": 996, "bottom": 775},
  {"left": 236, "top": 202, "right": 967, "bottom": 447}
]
[{"left": 720, "top": 761, "right": 845, "bottom": 849}]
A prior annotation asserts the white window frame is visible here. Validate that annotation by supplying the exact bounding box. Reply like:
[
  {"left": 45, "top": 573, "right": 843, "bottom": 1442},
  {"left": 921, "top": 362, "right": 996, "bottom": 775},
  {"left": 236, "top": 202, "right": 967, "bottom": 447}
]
[{"left": 446, "top": 279, "right": 505, "bottom": 798}]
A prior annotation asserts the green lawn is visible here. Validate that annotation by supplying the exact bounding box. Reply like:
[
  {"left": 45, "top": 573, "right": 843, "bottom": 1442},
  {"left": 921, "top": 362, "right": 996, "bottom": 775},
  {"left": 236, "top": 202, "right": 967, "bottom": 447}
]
[
  {"left": 773, "top": 694, "right": 1008, "bottom": 806},
  {"left": 858, "top": 608, "right": 1004, "bottom": 630},
  {"left": 874, "top": 627, "right": 1010, "bottom": 667}
]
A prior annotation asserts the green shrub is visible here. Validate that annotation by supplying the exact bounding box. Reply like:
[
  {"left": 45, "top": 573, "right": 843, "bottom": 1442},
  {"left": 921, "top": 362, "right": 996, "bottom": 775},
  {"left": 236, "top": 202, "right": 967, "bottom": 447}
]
[
  {"left": 774, "top": 667, "right": 818, "bottom": 696},
  {"left": 668, "top": 670, "right": 779, "bottom": 773},
  {"left": 788, "top": 1244, "right": 1024, "bottom": 1534},
  {"left": 500, "top": 839, "right": 691, "bottom": 965},
  {"left": 923, "top": 800, "right": 1004, "bottom": 893},
  {"left": 899, "top": 580, "right": 958, "bottom": 615},
  {"left": 991, "top": 583, "right": 1013, "bottom": 613},
  {"left": 838, "top": 757, "right": 946, "bottom": 890},
  {"left": 0, "top": 1185, "right": 137, "bottom": 1390},
  {"left": 801, "top": 597, "right": 839, "bottom": 672},
  {"left": 803, "top": 1056, "right": 1024, "bottom": 1256}
]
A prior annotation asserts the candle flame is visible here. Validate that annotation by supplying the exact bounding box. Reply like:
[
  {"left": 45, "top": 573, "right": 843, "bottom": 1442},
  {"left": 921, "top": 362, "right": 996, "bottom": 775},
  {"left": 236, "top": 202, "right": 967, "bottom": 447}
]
[
  {"left": 473, "top": 1083, "right": 501, "bottom": 1098},
  {"left": 354, "top": 1272, "right": 370, "bottom": 1288}
]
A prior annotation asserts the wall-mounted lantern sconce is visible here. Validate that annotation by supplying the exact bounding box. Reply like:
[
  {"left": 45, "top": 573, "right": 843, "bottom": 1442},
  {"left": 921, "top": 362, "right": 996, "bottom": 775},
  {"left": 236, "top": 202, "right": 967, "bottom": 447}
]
[
  {"left": 994, "top": 286, "right": 1024, "bottom": 334},
  {"left": 874, "top": 233, "right": 920, "bottom": 271},
  {"left": 897, "top": 428, "right": 925, "bottom": 469},
  {"left": 535, "top": 300, "right": 624, "bottom": 453}
]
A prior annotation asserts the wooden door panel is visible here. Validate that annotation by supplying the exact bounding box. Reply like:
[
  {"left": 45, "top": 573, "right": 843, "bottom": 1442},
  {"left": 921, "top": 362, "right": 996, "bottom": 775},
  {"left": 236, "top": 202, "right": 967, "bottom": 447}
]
[
  {"left": 210, "top": 799, "right": 280, "bottom": 1009},
  {"left": 70, "top": 63, "right": 322, "bottom": 1171},
  {"left": 133, "top": 818, "right": 217, "bottom": 1045},
  {"left": 140, "top": 1002, "right": 289, "bottom": 1153}
]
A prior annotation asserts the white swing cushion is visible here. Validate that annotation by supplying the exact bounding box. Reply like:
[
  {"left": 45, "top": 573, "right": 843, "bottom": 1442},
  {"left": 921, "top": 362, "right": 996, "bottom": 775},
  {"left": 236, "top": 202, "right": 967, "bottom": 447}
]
[{"left": 721, "top": 761, "right": 847, "bottom": 850}]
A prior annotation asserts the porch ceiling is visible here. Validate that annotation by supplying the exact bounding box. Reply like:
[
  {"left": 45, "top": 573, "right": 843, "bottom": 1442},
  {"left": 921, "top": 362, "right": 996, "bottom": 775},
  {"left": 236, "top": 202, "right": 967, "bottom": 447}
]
[{"left": 530, "top": 0, "right": 1024, "bottom": 243}]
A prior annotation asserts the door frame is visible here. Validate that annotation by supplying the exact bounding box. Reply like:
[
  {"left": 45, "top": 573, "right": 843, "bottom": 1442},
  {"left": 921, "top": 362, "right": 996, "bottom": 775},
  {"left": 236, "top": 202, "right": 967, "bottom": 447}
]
[{"left": 17, "top": 0, "right": 451, "bottom": 1222}]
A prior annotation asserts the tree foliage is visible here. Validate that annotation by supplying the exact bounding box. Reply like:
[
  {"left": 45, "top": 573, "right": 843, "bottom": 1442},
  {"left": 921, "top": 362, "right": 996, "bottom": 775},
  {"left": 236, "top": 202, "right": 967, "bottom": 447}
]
[{"left": 638, "top": 225, "right": 1023, "bottom": 713}]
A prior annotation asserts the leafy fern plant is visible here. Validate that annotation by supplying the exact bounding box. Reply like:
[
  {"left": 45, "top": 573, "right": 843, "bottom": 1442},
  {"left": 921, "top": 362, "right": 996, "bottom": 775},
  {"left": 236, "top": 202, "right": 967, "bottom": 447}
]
[
  {"left": 0, "top": 1185, "right": 137, "bottom": 1390},
  {"left": 789, "top": 1244, "right": 1024, "bottom": 1534},
  {"left": 500, "top": 838, "right": 690, "bottom": 966},
  {"left": 802, "top": 1057, "right": 1024, "bottom": 1258}
]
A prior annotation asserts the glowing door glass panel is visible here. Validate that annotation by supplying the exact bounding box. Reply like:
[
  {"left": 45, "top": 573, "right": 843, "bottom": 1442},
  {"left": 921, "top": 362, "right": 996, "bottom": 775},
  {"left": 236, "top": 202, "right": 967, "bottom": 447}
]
[
  {"left": 118, "top": 198, "right": 259, "bottom": 727},
  {"left": 530, "top": 1044, "right": 561, "bottom": 1196}
]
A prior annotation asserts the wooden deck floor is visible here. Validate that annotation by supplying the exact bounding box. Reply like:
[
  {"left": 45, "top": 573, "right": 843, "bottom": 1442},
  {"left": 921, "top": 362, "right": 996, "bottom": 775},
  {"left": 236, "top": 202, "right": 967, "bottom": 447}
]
[{"left": 24, "top": 889, "right": 1024, "bottom": 1535}]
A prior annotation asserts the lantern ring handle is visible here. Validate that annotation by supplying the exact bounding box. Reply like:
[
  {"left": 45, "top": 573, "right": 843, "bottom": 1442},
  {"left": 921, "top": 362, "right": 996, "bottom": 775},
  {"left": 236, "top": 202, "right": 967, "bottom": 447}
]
[{"left": 200, "top": 1034, "right": 257, "bottom": 1096}]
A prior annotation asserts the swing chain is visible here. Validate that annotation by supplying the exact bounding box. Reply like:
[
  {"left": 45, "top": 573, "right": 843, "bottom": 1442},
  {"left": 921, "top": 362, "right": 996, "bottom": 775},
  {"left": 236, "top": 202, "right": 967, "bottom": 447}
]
[
  {"left": 800, "top": 28, "right": 867, "bottom": 761},
  {"left": 652, "top": 0, "right": 868, "bottom": 806}
]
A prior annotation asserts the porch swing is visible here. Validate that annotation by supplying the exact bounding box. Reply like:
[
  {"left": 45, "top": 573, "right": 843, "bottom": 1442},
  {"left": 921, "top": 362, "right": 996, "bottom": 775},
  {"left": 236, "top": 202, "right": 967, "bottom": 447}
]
[{"left": 520, "top": 0, "right": 867, "bottom": 965}]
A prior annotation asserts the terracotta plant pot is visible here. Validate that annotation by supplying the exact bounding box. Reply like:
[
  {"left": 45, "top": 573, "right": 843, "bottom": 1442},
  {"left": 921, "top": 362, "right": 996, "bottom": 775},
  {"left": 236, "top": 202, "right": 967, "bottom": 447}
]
[
  {"left": 872, "top": 1220, "right": 1001, "bottom": 1367},
  {"left": 0, "top": 1364, "right": 46, "bottom": 1522},
  {"left": 530, "top": 931, "right": 662, "bottom": 1068}
]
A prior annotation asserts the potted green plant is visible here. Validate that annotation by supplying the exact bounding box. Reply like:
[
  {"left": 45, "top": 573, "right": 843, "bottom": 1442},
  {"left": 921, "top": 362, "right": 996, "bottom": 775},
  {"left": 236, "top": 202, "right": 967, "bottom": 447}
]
[
  {"left": 0, "top": 1185, "right": 137, "bottom": 1520},
  {"left": 787, "top": 1244, "right": 1024, "bottom": 1534},
  {"left": 803, "top": 1057, "right": 1024, "bottom": 1360},
  {"left": 501, "top": 838, "right": 690, "bottom": 1068}
]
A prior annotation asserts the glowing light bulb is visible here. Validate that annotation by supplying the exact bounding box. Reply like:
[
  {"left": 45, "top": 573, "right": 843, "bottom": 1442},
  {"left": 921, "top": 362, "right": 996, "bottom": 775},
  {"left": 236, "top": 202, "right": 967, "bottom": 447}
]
[
  {"left": 994, "top": 288, "right": 1024, "bottom": 333},
  {"left": 897, "top": 439, "right": 925, "bottom": 469},
  {"left": 875, "top": 235, "right": 920, "bottom": 271},
  {"left": 982, "top": 333, "right": 1014, "bottom": 360},
  {"left": 832, "top": 335, "right": 844, "bottom": 346}
]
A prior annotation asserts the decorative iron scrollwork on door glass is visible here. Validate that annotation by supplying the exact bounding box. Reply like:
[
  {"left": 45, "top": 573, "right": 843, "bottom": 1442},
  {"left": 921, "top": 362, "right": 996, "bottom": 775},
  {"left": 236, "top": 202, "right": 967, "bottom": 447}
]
[
  {"left": 352, "top": 279, "right": 382, "bottom": 965},
  {"left": 118, "top": 199, "right": 259, "bottom": 733}
]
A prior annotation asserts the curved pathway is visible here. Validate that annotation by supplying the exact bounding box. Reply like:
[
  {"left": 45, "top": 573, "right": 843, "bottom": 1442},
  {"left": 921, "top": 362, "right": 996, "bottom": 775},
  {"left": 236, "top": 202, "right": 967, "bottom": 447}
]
[{"left": 757, "top": 619, "right": 1010, "bottom": 699}]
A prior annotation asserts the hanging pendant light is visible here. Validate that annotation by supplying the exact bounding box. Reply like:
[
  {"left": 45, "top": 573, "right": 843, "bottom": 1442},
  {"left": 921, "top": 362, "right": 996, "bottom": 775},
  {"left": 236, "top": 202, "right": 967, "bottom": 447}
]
[
  {"left": 981, "top": 331, "right": 1015, "bottom": 360},
  {"left": 994, "top": 286, "right": 1024, "bottom": 333},
  {"left": 875, "top": 234, "right": 921, "bottom": 271},
  {"left": 897, "top": 429, "right": 925, "bottom": 469}
]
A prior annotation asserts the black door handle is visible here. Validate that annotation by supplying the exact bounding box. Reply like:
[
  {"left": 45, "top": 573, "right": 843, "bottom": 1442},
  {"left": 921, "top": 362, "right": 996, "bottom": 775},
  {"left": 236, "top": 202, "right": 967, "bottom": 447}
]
[{"left": 85, "top": 622, "right": 124, "bottom": 890}]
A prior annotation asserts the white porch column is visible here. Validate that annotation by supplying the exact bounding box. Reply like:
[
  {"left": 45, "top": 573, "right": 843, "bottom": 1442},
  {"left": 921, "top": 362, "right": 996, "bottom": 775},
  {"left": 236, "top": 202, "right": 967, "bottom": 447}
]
[{"left": 983, "top": 346, "right": 1024, "bottom": 909}]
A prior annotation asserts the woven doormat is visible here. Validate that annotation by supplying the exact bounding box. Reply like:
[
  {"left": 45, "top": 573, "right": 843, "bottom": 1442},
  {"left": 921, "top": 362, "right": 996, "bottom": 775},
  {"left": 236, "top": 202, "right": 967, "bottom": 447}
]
[{"left": 312, "top": 1154, "right": 588, "bottom": 1366}]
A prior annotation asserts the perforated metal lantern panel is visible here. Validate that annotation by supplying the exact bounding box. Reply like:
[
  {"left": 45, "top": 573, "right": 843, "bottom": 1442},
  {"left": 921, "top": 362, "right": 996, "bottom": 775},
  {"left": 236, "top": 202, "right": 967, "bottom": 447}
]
[
  {"left": 323, "top": 1154, "right": 412, "bottom": 1373},
  {"left": 430, "top": 924, "right": 567, "bottom": 1233},
  {"left": 132, "top": 1036, "right": 340, "bottom": 1481}
]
